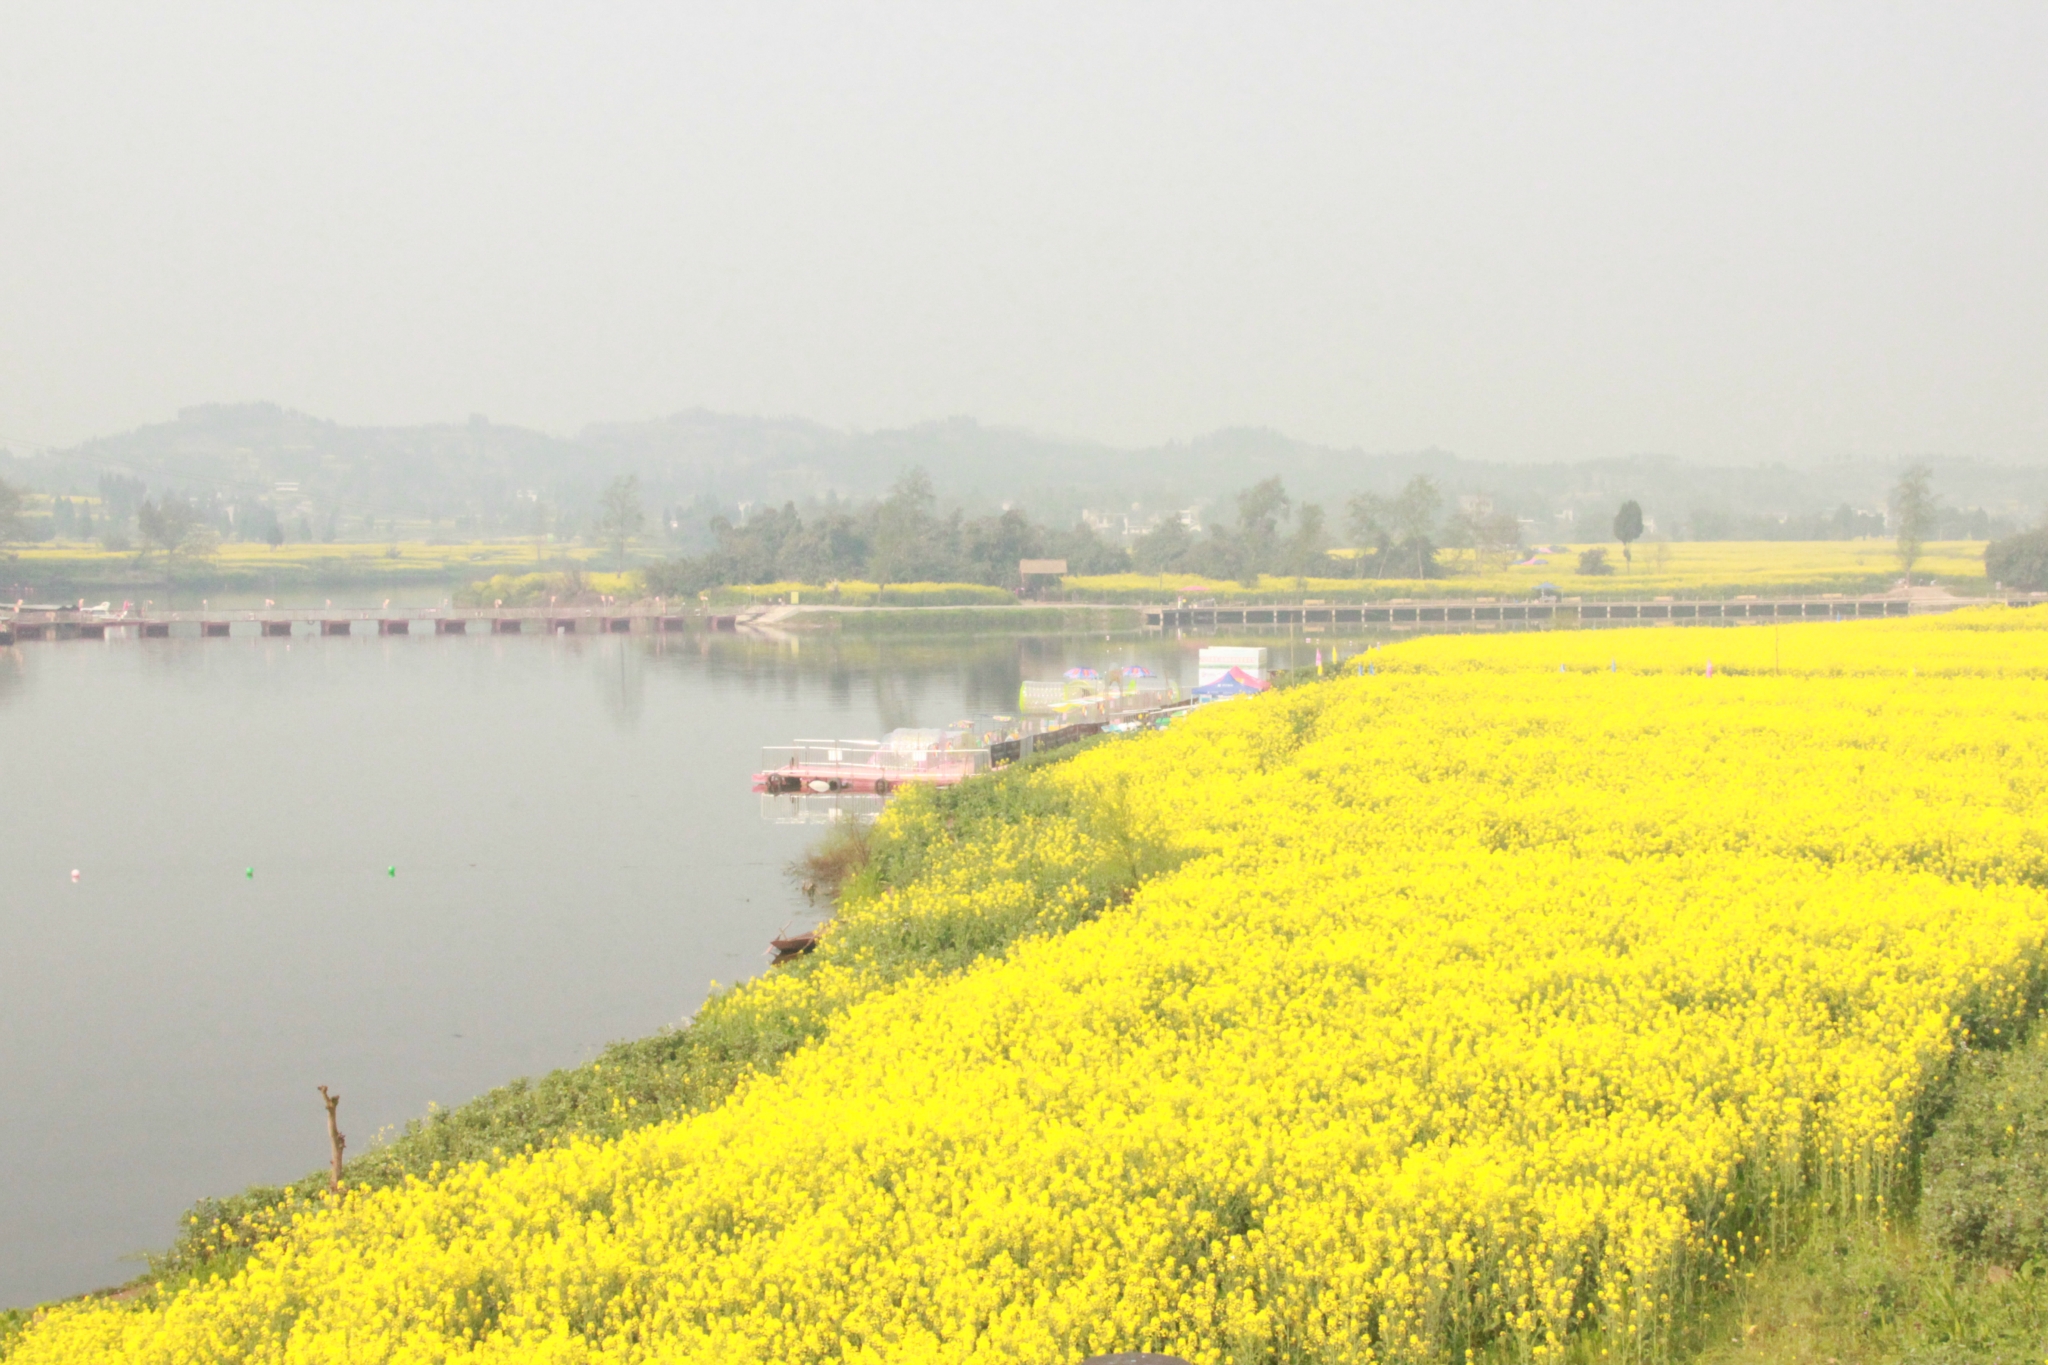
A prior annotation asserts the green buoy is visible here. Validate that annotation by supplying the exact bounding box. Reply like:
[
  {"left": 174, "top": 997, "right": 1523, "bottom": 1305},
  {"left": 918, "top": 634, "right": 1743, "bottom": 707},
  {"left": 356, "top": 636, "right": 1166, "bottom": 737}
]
[
  {"left": 245, "top": 867, "right": 254, "bottom": 879},
  {"left": 387, "top": 866, "right": 396, "bottom": 877}
]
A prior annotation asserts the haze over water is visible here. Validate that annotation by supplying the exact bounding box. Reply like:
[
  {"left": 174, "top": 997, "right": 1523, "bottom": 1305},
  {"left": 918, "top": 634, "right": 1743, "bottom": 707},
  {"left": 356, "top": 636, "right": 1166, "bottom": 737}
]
[{"left": 0, "top": 626, "right": 1337, "bottom": 1307}]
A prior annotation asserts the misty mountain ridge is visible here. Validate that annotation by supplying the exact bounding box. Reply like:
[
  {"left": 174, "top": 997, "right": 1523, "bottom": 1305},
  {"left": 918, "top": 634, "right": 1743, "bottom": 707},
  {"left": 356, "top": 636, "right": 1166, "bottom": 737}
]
[{"left": 5, "top": 402, "right": 2043, "bottom": 545}]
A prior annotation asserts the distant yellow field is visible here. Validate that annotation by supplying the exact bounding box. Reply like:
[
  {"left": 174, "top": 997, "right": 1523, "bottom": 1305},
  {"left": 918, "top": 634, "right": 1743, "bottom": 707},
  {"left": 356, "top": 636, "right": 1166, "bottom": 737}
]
[
  {"left": 5, "top": 539, "right": 608, "bottom": 588},
  {"left": 1070, "top": 539, "right": 1991, "bottom": 601},
  {"left": 7, "top": 538, "right": 1999, "bottom": 601},
  {"left": 705, "top": 580, "right": 1018, "bottom": 607}
]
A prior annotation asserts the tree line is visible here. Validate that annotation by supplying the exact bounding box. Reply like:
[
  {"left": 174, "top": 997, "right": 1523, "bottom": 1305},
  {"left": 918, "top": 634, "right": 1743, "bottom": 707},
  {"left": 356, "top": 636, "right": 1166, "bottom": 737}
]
[{"left": 641, "top": 470, "right": 1533, "bottom": 595}]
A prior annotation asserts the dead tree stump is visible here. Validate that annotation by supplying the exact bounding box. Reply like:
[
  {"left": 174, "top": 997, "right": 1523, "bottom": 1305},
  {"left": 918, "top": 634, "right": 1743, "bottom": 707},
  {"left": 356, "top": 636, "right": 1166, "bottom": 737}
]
[{"left": 318, "top": 1086, "right": 346, "bottom": 1193}]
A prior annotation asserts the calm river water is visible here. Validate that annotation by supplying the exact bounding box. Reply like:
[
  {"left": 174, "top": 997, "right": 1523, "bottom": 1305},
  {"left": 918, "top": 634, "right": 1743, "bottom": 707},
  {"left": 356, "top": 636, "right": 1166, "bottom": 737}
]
[{"left": 0, "top": 625, "right": 1334, "bottom": 1306}]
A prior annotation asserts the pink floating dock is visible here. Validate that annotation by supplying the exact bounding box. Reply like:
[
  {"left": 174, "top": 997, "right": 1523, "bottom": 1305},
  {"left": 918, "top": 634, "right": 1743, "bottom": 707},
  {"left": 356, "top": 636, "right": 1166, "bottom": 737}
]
[{"left": 751, "top": 737, "right": 990, "bottom": 796}]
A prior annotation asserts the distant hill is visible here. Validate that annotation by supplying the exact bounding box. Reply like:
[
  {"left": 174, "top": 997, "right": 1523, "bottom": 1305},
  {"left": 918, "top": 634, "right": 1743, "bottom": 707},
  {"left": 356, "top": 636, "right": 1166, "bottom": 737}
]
[{"left": 5, "top": 402, "right": 2043, "bottom": 546}]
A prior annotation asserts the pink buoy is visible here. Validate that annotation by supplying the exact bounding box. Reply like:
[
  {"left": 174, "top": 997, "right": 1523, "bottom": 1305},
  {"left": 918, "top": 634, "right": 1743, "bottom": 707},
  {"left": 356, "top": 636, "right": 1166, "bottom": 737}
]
[{"left": 70, "top": 869, "right": 80, "bottom": 882}]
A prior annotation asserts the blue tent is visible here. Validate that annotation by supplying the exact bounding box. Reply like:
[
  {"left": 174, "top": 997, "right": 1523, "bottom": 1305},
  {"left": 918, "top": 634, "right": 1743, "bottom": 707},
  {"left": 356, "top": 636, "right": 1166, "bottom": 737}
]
[{"left": 1192, "top": 667, "right": 1271, "bottom": 702}]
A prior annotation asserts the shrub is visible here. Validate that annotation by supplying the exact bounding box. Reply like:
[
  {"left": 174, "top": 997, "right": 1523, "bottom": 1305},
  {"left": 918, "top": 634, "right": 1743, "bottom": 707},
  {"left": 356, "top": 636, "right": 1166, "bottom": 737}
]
[
  {"left": 1923, "top": 1026, "right": 2048, "bottom": 1267},
  {"left": 1986, "top": 527, "right": 2048, "bottom": 591},
  {"left": 1577, "top": 546, "right": 1615, "bottom": 575}
]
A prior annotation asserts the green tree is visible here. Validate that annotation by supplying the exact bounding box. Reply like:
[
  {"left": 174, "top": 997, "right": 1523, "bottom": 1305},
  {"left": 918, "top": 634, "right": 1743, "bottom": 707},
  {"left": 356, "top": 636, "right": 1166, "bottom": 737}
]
[
  {"left": 1282, "top": 503, "right": 1328, "bottom": 586},
  {"left": 1132, "top": 513, "right": 1195, "bottom": 574},
  {"left": 1891, "top": 464, "right": 1934, "bottom": 583},
  {"left": 1345, "top": 491, "right": 1395, "bottom": 573},
  {"left": 598, "top": 475, "right": 646, "bottom": 570},
  {"left": 1986, "top": 526, "right": 2048, "bottom": 592},
  {"left": 1345, "top": 477, "right": 1441, "bottom": 579},
  {"left": 1391, "top": 476, "right": 1442, "bottom": 579},
  {"left": 1613, "top": 500, "right": 1644, "bottom": 569},
  {"left": 137, "top": 497, "right": 197, "bottom": 559},
  {"left": 0, "top": 476, "right": 24, "bottom": 544},
  {"left": 868, "top": 468, "right": 962, "bottom": 585},
  {"left": 1234, "top": 477, "right": 1292, "bottom": 585}
]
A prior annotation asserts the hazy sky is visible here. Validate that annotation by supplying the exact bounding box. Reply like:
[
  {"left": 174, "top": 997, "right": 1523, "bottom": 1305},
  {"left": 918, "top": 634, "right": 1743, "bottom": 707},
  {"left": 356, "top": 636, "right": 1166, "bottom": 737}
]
[{"left": 2, "top": 3, "right": 2044, "bottom": 462}]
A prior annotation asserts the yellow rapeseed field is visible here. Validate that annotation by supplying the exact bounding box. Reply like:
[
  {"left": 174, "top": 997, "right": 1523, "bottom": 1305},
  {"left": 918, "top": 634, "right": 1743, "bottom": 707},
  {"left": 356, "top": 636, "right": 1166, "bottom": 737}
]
[
  {"left": 14, "top": 610, "right": 2048, "bottom": 1364},
  {"left": 1069, "top": 538, "right": 1991, "bottom": 601}
]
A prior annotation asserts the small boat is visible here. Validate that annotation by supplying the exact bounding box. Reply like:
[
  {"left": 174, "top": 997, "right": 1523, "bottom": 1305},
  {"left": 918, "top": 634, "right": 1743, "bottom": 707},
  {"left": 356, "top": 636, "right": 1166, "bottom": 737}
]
[{"left": 769, "top": 932, "right": 819, "bottom": 964}]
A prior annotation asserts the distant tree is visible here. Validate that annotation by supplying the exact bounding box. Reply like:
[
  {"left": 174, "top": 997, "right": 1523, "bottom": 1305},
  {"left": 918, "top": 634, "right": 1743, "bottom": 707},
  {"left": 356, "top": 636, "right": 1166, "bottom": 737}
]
[
  {"left": 598, "top": 475, "right": 646, "bottom": 570},
  {"left": 1390, "top": 476, "right": 1442, "bottom": 579},
  {"left": 136, "top": 496, "right": 217, "bottom": 571},
  {"left": 137, "top": 497, "right": 196, "bottom": 559},
  {"left": 241, "top": 502, "right": 285, "bottom": 549},
  {"left": 1343, "top": 477, "right": 1442, "bottom": 579},
  {"left": 779, "top": 510, "right": 870, "bottom": 584},
  {"left": 1043, "top": 519, "right": 1132, "bottom": 577},
  {"left": 1282, "top": 503, "right": 1328, "bottom": 585},
  {"left": 1132, "top": 513, "right": 1195, "bottom": 574},
  {"left": 1448, "top": 496, "right": 1522, "bottom": 570},
  {"left": 1577, "top": 547, "right": 1615, "bottom": 576},
  {"left": 1613, "top": 501, "right": 1644, "bottom": 569},
  {"left": 0, "top": 476, "right": 24, "bottom": 544},
  {"left": 526, "top": 497, "right": 550, "bottom": 565},
  {"left": 1891, "top": 464, "right": 1935, "bottom": 582},
  {"left": 867, "top": 468, "right": 970, "bottom": 584},
  {"left": 1345, "top": 492, "right": 1395, "bottom": 574},
  {"left": 1234, "top": 477, "right": 1292, "bottom": 583},
  {"left": 1987, "top": 527, "right": 2048, "bottom": 592},
  {"left": 961, "top": 508, "right": 1041, "bottom": 588}
]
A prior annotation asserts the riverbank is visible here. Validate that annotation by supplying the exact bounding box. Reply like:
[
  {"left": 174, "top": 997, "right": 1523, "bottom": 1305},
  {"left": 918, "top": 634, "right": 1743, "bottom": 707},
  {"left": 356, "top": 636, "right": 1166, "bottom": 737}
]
[
  {"left": 780, "top": 603, "right": 1141, "bottom": 634},
  {"left": 10, "top": 612, "right": 2048, "bottom": 1363},
  {"left": 5, "top": 538, "right": 1999, "bottom": 609},
  {"left": 0, "top": 734, "right": 1139, "bottom": 1335}
]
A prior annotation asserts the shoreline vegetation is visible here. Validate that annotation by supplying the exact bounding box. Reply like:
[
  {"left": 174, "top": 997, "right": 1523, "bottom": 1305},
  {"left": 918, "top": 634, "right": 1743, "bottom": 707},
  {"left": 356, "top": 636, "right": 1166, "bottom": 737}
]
[
  {"left": 0, "top": 732, "right": 1156, "bottom": 1344},
  {"left": 0, "top": 538, "right": 2000, "bottom": 606},
  {"left": 9, "top": 612, "right": 2048, "bottom": 1362}
]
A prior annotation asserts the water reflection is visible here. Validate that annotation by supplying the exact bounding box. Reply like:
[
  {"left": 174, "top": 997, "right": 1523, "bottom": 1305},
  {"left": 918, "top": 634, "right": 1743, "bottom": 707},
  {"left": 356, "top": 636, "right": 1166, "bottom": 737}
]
[{"left": 0, "top": 622, "right": 1374, "bottom": 1307}]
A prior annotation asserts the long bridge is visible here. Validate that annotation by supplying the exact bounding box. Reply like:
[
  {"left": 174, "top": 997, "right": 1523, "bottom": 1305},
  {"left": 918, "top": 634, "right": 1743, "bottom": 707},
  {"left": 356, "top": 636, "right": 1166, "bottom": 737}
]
[
  {"left": 5, "top": 592, "right": 2041, "bottom": 646},
  {"left": 0, "top": 604, "right": 741, "bottom": 644},
  {"left": 1146, "top": 590, "right": 2045, "bottom": 632}
]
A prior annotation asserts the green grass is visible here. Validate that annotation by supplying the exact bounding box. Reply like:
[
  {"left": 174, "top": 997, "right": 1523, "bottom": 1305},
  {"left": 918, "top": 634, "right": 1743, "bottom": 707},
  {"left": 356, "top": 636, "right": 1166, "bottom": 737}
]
[{"left": 1682, "top": 1018, "right": 2048, "bottom": 1365}]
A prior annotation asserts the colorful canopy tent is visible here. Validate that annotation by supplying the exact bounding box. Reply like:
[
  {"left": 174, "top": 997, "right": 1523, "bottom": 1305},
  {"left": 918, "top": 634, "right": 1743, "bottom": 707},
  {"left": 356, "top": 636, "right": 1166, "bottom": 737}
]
[
  {"left": 1063, "top": 667, "right": 1101, "bottom": 681},
  {"left": 1191, "top": 667, "right": 1271, "bottom": 702}
]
